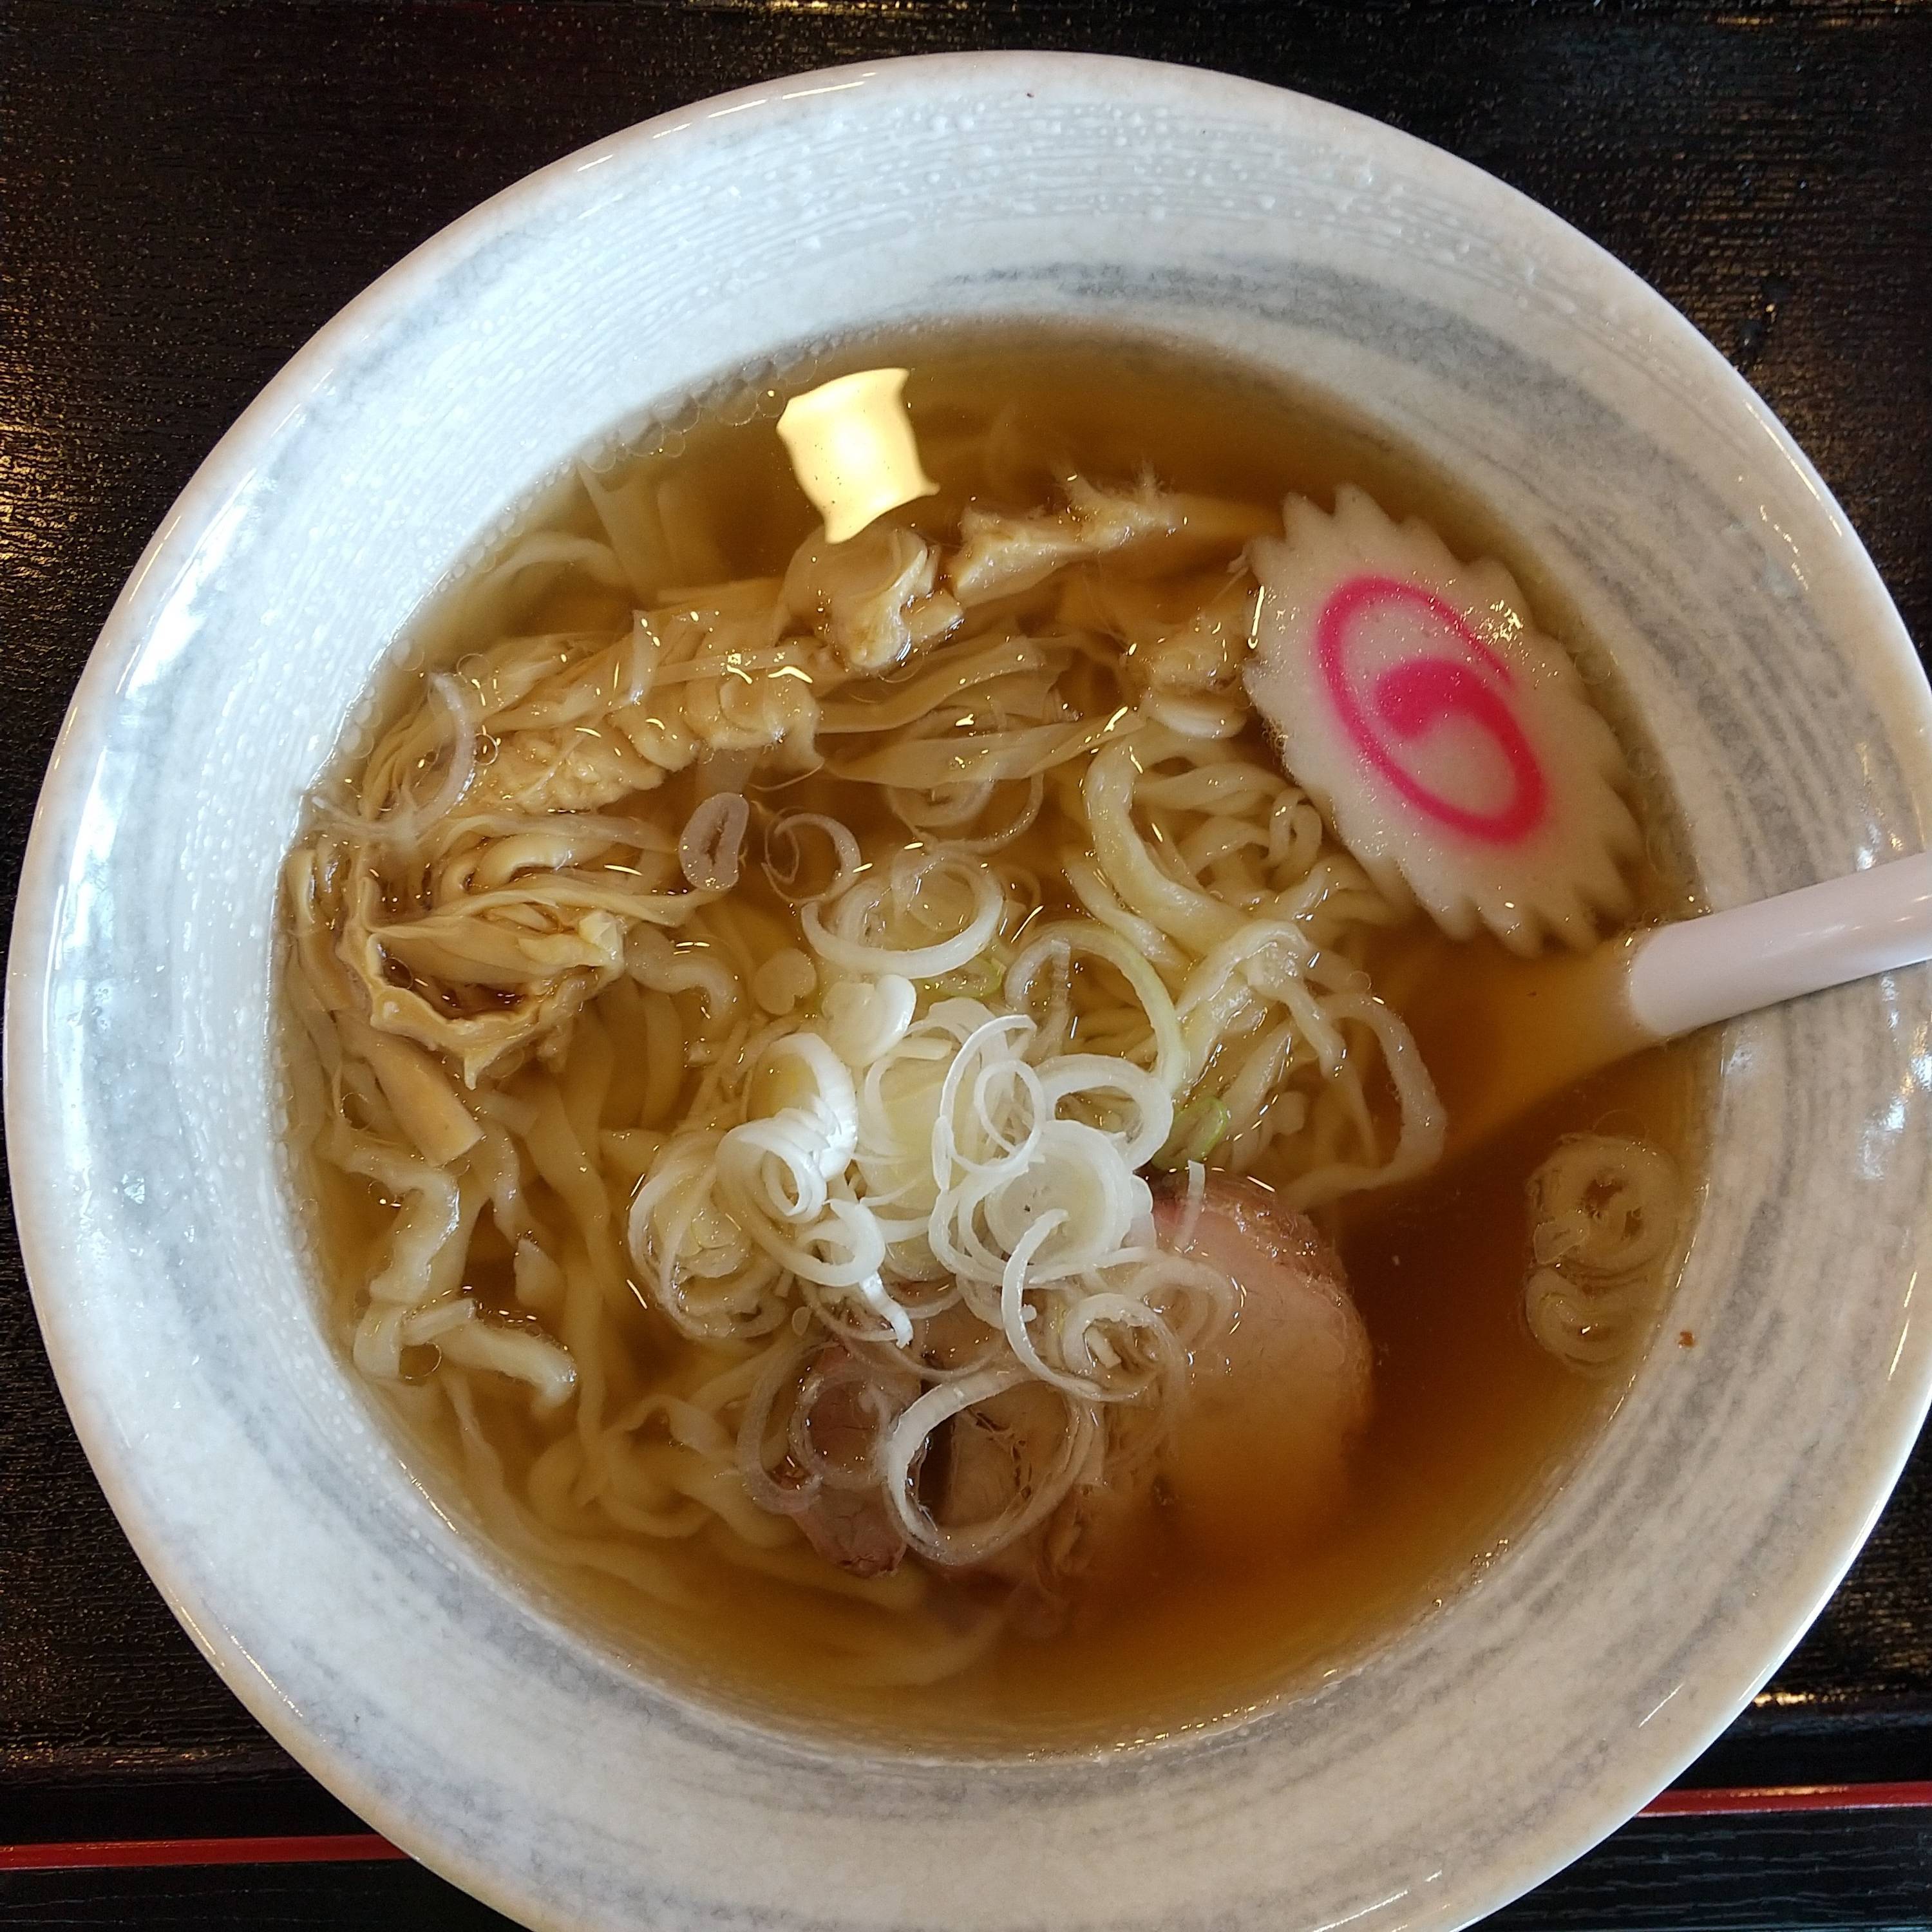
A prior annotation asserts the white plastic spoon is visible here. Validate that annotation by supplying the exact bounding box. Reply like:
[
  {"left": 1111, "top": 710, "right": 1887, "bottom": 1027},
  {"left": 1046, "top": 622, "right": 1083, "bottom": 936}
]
[{"left": 1412, "top": 851, "right": 1932, "bottom": 1160}]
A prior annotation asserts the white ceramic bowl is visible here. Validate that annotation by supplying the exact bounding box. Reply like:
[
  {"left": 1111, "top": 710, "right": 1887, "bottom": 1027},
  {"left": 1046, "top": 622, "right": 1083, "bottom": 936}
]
[{"left": 8, "top": 51, "right": 1931, "bottom": 1932}]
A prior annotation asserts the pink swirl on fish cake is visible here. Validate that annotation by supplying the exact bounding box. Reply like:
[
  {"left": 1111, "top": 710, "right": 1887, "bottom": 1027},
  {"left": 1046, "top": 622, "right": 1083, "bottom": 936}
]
[{"left": 1315, "top": 574, "right": 1548, "bottom": 847}]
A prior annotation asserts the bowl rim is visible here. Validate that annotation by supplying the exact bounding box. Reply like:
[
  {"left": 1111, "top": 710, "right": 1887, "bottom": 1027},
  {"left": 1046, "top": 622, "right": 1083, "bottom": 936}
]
[{"left": 8, "top": 46, "right": 1932, "bottom": 1932}]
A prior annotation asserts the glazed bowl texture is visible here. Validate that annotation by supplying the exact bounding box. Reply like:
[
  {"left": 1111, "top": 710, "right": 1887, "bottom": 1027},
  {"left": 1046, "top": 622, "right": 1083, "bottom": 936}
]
[{"left": 8, "top": 50, "right": 1931, "bottom": 1932}]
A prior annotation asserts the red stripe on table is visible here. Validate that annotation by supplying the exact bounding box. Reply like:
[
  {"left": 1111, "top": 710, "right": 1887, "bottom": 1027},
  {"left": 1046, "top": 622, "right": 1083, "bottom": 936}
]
[
  {"left": 0, "top": 1833, "right": 410, "bottom": 1871},
  {"left": 4, "top": 1783, "right": 1930, "bottom": 1870},
  {"left": 1640, "top": 1781, "right": 1932, "bottom": 1816}
]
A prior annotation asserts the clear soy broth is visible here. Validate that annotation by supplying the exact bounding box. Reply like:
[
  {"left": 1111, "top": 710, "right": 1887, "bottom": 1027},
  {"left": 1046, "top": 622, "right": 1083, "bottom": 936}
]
[{"left": 299, "top": 328, "right": 1709, "bottom": 1749}]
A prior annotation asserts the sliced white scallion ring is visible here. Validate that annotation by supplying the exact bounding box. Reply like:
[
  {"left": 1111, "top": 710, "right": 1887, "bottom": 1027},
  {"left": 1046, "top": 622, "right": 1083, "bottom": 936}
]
[
  {"left": 1034, "top": 1054, "right": 1174, "bottom": 1169},
  {"left": 878, "top": 1365, "right": 1097, "bottom": 1567},
  {"left": 763, "top": 811, "right": 863, "bottom": 904},
  {"left": 788, "top": 1356, "right": 900, "bottom": 1492},
  {"left": 734, "top": 1333, "right": 819, "bottom": 1519},
  {"left": 931, "top": 1010, "right": 1037, "bottom": 1189},
  {"left": 756, "top": 1031, "right": 860, "bottom": 1180},
  {"left": 803, "top": 858, "right": 1002, "bottom": 979},
  {"left": 1005, "top": 922, "right": 1189, "bottom": 1095},
  {"left": 822, "top": 974, "right": 918, "bottom": 1065},
  {"left": 679, "top": 791, "right": 751, "bottom": 892},
  {"left": 314, "top": 672, "right": 478, "bottom": 851}
]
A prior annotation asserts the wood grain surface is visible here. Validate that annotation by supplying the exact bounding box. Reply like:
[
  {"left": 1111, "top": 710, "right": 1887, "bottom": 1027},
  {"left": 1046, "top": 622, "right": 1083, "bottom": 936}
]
[{"left": 3, "top": 1, "right": 1929, "bottom": 1925}]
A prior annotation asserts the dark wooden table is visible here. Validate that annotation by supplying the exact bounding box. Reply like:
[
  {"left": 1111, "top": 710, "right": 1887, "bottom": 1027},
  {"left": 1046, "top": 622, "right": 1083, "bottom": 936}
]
[{"left": 3, "top": 3, "right": 1929, "bottom": 1927}]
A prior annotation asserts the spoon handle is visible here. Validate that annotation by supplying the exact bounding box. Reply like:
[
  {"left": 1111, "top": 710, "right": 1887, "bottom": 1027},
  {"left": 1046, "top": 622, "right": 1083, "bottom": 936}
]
[{"left": 1627, "top": 851, "right": 1932, "bottom": 1041}]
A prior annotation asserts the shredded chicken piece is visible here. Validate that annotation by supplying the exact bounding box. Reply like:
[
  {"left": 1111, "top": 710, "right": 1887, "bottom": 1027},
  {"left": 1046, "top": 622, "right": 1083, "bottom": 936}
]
[
  {"left": 936, "top": 1382, "right": 1063, "bottom": 1562},
  {"left": 462, "top": 622, "right": 665, "bottom": 815},
  {"left": 793, "top": 1345, "right": 919, "bottom": 1578},
  {"left": 935, "top": 1379, "right": 1142, "bottom": 1600},
  {"left": 949, "top": 477, "right": 1273, "bottom": 606},
  {"left": 469, "top": 726, "right": 668, "bottom": 817},
  {"left": 317, "top": 822, "right": 647, "bottom": 1085},
  {"left": 319, "top": 522, "right": 944, "bottom": 1086},
  {"left": 784, "top": 523, "right": 960, "bottom": 672},
  {"left": 343, "top": 1019, "right": 481, "bottom": 1165},
  {"left": 1135, "top": 574, "right": 1260, "bottom": 692},
  {"left": 950, "top": 477, "right": 1185, "bottom": 605}
]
